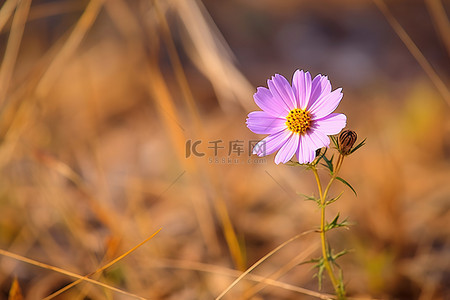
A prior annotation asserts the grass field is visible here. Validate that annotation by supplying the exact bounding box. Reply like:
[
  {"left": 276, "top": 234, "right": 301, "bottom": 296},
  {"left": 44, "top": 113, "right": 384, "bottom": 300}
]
[{"left": 0, "top": 0, "right": 449, "bottom": 299}]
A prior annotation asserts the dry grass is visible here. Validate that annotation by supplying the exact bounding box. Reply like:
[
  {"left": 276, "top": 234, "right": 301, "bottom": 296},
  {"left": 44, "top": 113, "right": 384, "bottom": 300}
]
[{"left": 0, "top": 0, "right": 449, "bottom": 299}]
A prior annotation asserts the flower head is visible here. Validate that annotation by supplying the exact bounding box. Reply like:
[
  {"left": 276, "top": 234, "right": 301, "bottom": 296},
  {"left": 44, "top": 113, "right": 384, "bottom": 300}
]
[{"left": 246, "top": 70, "right": 346, "bottom": 164}]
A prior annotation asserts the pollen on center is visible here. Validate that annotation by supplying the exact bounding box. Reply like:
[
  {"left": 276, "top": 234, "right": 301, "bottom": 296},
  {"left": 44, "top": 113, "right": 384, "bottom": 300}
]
[{"left": 286, "top": 108, "right": 311, "bottom": 134}]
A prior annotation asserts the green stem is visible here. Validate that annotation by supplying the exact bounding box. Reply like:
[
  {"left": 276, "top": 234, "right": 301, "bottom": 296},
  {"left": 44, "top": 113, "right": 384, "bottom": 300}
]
[{"left": 312, "top": 155, "right": 346, "bottom": 299}]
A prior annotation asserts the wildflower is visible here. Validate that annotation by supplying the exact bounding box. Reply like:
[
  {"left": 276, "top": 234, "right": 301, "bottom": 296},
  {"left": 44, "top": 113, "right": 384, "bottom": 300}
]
[
  {"left": 246, "top": 70, "right": 347, "bottom": 164},
  {"left": 338, "top": 130, "right": 357, "bottom": 155}
]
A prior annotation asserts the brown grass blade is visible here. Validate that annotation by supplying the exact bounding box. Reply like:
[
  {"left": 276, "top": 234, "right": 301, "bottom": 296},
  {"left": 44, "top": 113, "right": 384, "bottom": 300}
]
[
  {"left": 215, "top": 230, "right": 315, "bottom": 300},
  {"left": 0, "top": 0, "right": 19, "bottom": 33},
  {"left": 28, "top": 1, "right": 84, "bottom": 22},
  {"left": 172, "top": 0, "right": 254, "bottom": 112},
  {"left": 158, "top": 258, "right": 334, "bottom": 299},
  {"left": 8, "top": 278, "right": 23, "bottom": 300},
  {"left": 243, "top": 243, "right": 318, "bottom": 299},
  {"left": 35, "top": 0, "right": 104, "bottom": 99},
  {"left": 43, "top": 228, "right": 161, "bottom": 299},
  {"left": 0, "top": 248, "right": 148, "bottom": 300},
  {"left": 425, "top": 0, "right": 450, "bottom": 56},
  {"left": 0, "top": 0, "right": 31, "bottom": 107}
]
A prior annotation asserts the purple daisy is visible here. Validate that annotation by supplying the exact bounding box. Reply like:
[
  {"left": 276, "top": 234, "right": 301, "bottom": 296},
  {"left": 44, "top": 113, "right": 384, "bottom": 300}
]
[{"left": 246, "top": 70, "right": 347, "bottom": 165}]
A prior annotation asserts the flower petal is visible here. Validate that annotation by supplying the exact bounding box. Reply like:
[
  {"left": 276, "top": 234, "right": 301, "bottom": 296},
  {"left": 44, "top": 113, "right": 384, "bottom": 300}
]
[
  {"left": 307, "top": 75, "right": 332, "bottom": 110},
  {"left": 292, "top": 70, "right": 312, "bottom": 110},
  {"left": 252, "top": 129, "right": 291, "bottom": 157},
  {"left": 246, "top": 111, "right": 287, "bottom": 134},
  {"left": 313, "top": 113, "right": 347, "bottom": 135},
  {"left": 308, "top": 88, "right": 343, "bottom": 119},
  {"left": 254, "top": 87, "right": 289, "bottom": 117},
  {"left": 274, "top": 132, "right": 299, "bottom": 164},
  {"left": 267, "top": 74, "right": 297, "bottom": 111},
  {"left": 308, "top": 128, "right": 331, "bottom": 148},
  {"left": 296, "top": 134, "right": 316, "bottom": 164}
]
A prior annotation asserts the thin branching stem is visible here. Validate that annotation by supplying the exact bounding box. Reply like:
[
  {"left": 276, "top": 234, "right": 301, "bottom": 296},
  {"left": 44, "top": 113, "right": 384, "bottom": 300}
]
[
  {"left": 313, "top": 154, "right": 346, "bottom": 299},
  {"left": 312, "top": 167, "right": 324, "bottom": 200}
]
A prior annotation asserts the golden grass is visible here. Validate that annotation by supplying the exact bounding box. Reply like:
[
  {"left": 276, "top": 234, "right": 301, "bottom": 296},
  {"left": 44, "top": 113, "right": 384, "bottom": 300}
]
[
  {"left": 43, "top": 228, "right": 161, "bottom": 299},
  {"left": 0, "top": 237, "right": 159, "bottom": 300},
  {"left": 215, "top": 230, "right": 315, "bottom": 300}
]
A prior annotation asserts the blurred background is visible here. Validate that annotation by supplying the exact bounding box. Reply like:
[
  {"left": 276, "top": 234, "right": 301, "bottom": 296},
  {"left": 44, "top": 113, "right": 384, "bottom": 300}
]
[{"left": 0, "top": 0, "right": 449, "bottom": 299}]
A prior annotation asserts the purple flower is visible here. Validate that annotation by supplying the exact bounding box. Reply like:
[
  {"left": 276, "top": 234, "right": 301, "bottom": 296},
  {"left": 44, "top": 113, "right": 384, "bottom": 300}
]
[{"left": 246, "top": 70, "right": 346, "bottom": 164}]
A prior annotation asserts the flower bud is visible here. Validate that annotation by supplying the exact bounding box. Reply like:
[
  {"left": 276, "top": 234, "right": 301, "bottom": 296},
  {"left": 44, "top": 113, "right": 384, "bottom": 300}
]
[{"left": 339, "top": 130, "right": 357, "bottom": 155}]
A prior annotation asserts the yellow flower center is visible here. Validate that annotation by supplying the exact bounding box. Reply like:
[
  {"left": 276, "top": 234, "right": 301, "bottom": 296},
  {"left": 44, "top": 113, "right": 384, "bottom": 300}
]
[{"left": 286, "top": 109, "right": 311, "bottom": 134}]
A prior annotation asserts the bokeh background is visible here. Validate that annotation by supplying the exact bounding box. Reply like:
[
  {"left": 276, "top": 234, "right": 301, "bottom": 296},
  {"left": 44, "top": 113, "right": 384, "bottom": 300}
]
[{"left": 0, "top": 0, "right": 449, "bottom": 299}]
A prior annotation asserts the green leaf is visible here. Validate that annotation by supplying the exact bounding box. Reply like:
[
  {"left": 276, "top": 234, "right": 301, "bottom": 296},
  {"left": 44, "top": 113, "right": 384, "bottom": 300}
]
[
  {"left": 313, "top": 261, "right": 325, "bottom": 290},
  {"left": 336, "top": 176, "right": 357, "bottom": 196},
  {"left": 303, "top": 256, "right": 326, "bottom": 290},
  {"left": 325, "top": 191, "right": 344, "bottom": 206},
  {"left": 297, "top": 193, "right": 320, "bottom": 205},
  {"left": 324, "top": 213, "right": 350, "bottom": 231},
  {"left": 286, "top": 160, "right": 301, "bottom": 166},
  {"left": 350, "top": 138, "right": 366, "bottom": 154},
  {"left": 321, "top": 154, "right": 334, "bottom": 174},
  {"left": 337, "top": 271, "right": 346, "bottom": 298},
  {"left": 287, "top": 160, "right": 317, "bottom": 169},
  {"left": 329, "top": 249, "right": 350, "bottom": 270},
  {"left": 330, "top": 135, "right": 339, "bottom": 149},
  {"left": 332, "top": 249, "right": 349, "bottom": 261},
  {"left": 298, "top": 257, "right": 321, "bottom": 265},
  {"left": 327, "top": 213, "right": 340, "bottom": 229},
  {"left": 314, "top": 148, "right": 327, "bottom": 165},
  {"left": 304, "top": 164, "right": 317, "bottom": 171}
]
